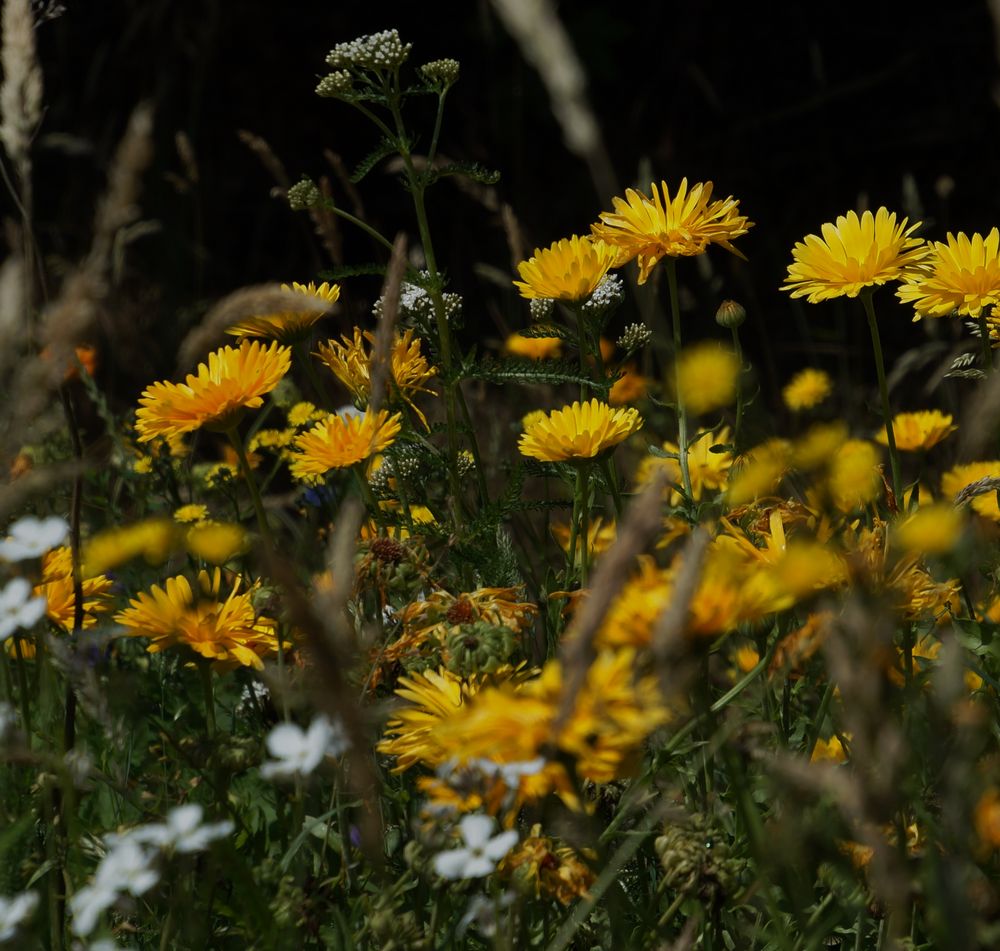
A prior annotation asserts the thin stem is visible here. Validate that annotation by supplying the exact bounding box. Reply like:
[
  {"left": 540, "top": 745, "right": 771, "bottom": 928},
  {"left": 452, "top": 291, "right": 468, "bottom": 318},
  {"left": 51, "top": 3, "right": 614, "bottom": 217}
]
[
  {"left": 861, "top": 292, "right": 902, "bottom": 505},
  {"left": 199, "top": 661, "right": 217, "bottom": 738},
  {"left": 978, "top": 312, "right": 994, "bottom": 372},
  {"left": 427, "top": 90, "right": 449, "bottom": 165},
  {"left": 579, "top": 465, "right": 591, "bottom": 588},
  {"left": 665, "top": 258, "right": 693, "bottom": 500},
  {"left": 325, "top": 202, "right": 396, "bottom": 254},
  {"left": 730, "top": 325, "right": 746, "bottom": 453},
  {"left": 803, "top": 680, "right": 835, "bottom": 761},
  {"left": 226, "top": 428, "right": 273, "bottom": 546},
  {"left": 12, "top": 638, "right": 32, "bottom": 746}
]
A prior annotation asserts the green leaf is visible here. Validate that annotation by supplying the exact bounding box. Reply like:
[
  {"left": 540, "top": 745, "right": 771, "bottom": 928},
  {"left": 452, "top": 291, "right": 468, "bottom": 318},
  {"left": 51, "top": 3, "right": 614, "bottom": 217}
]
[
  {"left": 515, "top": 323, "right": 573, "bottom": 341},
  {"left": 462, "top": 356, "right": 610, "bottom": 391},
  {"left": 350, "top": 136, "right": 400, "bottom": 183},
  {"left": 425, "top": 160, "right": 500, "bottom": 186}
]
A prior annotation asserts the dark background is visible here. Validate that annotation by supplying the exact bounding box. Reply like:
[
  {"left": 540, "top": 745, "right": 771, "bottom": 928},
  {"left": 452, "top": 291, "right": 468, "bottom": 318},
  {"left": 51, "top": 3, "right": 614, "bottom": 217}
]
[{"left": 21, "top": 0, "right": 1000, "bottom": 414}]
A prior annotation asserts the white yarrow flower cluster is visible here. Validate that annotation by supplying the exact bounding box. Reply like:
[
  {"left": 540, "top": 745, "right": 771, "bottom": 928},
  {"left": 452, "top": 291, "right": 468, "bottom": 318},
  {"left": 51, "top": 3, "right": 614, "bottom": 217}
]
[
  {"left": 70, "top": 805, "right": 233, "bottom": 937},
  {"left": 325, "top": 30, "right": 412, "bottom": 71},
  {"left": 432, "top": 814, "right": 518, "bottom": 881},
  {"left": 0, "top": 890, "right": 38, "bottom": 943},
  {"left": 581, "top": 273, "right": 625, "bottom": 317},
  {"left": 0, "top": 515, "right": 69, "bottom": 561},
  {"left": 0, "top": 577, "right": 46, "bottom": 642},
  {"left": 260, "top": 714, "right": 350, "bottom": 781}
]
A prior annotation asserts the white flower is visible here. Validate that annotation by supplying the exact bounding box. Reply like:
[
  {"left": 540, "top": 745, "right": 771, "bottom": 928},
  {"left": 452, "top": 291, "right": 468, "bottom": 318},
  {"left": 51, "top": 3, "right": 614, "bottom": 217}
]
[
  {"left": 467, "top": 757, "right": 546, "bottom": 787},
  {"left": 0, "top": 577, "right": 47, "bottom": 642},
  {"left": 130, "top": 804, "right": 233, "bottom": 854},
  {"left": 456, "top": 891, "right": 516, "bottom": 938},
  {"left": 94, "top": 839, "right": 159, "bottom": 897},
  {"left": 432, "top": 814, "right": 518, "bottom": 881},
  {"left": 0, "top": 515, "right": 68, "bottom": 561},
  {"left": 69, "top": 881, "right": 117, "bottom": 937},
  {"left": 0, "top": 890, "right": 38, "bottom": 942},
  {"left": 260, "top": 714, "right": 349, "bottom": 781}
]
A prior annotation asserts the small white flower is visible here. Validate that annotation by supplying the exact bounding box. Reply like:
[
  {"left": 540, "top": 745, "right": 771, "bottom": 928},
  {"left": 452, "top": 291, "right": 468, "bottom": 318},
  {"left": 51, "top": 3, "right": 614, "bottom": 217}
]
[
  {"left": 260, "top": 714, "right": 349, "bottom": 781},
  {"left": 432, "top": 814, "right": 518, "bottom": 881},
  {"left": 0, "top": 890, "right": 38, "bottom": 942},
  {"left": 69, "top": 882, "right": 117, "bottom": 937},
  {"left": 94, "top": 839, "right": 159, "bottom": 897},
  {"left": 457, "top": 891, "right": 516, "bottom": 938},
  {"left": 130, "top": 804, "right": 233, "bottom": 854},
  {"left": 0, "top": 577, "right": 47, "bottom": 642},
  {"left": 0, "top": 515, "right": 69, "bottom": 561},
  {"left": 236, "top": 680, "right": 269, "bottom": 715},
  {"left": 335, "top": 404, "right": 363, "bottom": 421}
]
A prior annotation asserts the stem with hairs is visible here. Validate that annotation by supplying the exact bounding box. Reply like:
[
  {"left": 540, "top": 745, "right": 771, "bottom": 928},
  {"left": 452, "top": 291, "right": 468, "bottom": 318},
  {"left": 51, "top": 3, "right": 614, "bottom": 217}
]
[
  {"left": 861, "top": 292, "right": 902, "bottom": 505},
  {"left": 665, "top": 258, "right": 693, "bottom": 500}
]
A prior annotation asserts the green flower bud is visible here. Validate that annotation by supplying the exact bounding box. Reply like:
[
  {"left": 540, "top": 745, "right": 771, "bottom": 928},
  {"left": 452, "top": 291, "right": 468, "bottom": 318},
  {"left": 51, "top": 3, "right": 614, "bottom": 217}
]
[
  {"left": 419, "top": 58, "right": 460, "bottom": 87},
  {"left": 715, "top": 299, "right": 747, "bottom": 329},
  {"left": 287, "top": 177, "right": 321, "bottom": 211},
  {"left": 444, "top": 620, "right": 517, "bottom": 677},
  {"left": 316, "top": 70, "right": 353, "bottom": 98},
  {"left": 617, "top": 322, "right": 652, "bottom": 354}
]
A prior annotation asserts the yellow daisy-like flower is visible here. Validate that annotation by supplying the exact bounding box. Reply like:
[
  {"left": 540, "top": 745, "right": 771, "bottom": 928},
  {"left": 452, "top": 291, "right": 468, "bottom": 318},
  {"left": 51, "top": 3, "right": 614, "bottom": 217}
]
[
  {"left": 287, "top": 401, "right": 327, "bottom": 428},
  {"left": 673, "top": 343, "right": 740, "bottom": 415},
  {"left": 592, "top": 178, "right": 753, "bottom": 284},
  {"left": 226, "top": 281, "right": 340, "bottom": 341},
  {"left": 173, "top": 503, "right": 209, "bottom": 524},
  {"left": 504, "top": 333, "right": 563, "bottom": 360},
  {"left": 827, "top": 439, "right": 881, "bottom": 511},
  {"left": 638, "top": 426, "right": 733, "bottom": 502},
  {"left": 135, "top": 340, "right": 291, "bottom": 443},
  {"left": 114, "top": 568, "right": 280, "bottom": 670},
  {"left": 782, "top": 368, "right": 832, "bottom": 411},
  {"left": 897, "top": 229, "right": 1000, "bottom": 318},
  {"left": 893, "top": 504, "right": 963, "bottom": 556},
  {"left": 518, "top": 399, "right": 642, "bottom": 463},
  {"left": 34, "top": 546, "right": 115, "bottom": 632},
  {"left": 782, "top": 208, "right": 928, "bottom": 303},
  {"left": 512, "top": 235, "right": 618, "bottom": 302},
  {"left": 289, "top": 408, "right": 402, "bottom": 480},
  {"left": 942, "top": 460, "right": 1000, "bottom": 521},
  {"left": 316, "top": 327, "right": 436, "bottom": 426},
  {"left": 877, "top": 410, "right": 956, "bottom": 452}
]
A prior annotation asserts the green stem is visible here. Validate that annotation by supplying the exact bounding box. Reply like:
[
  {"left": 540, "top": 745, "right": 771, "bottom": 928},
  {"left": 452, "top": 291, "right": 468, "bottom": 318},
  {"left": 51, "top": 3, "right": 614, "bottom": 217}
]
[
  {"left": 861, "top": 292, "right": 902, "bottom": 505},
  {"left": 323, "top": 199, "right": 395, "bottom": 253},
  {"left": 978, "top": 312, "right": 994, "bottom": 372},
  {"left": 200, "top": 661, "right": 216, "bottom": 738},
  {"left": 352, "top": 464, "right": 384, "bottom": 529},
  {"left": 427, "top": 90, "right": 449, "bottom": 165},
  {"left": 803, "top": 680, "right": 835, "bottom": 761},
  {"left": 12, "top": 638, "right": 32, "bottom": 747},
  {"left": 565, "top": 471, "right": 582, "bottom": 583},
  {"left": 730, "top": 324, "right": 745, "bottom": 453},
  {"left": 579, "top": 465, "right": 591, "bottom": 588},
  {"left": 226, "top": 428, "right": 273, "bottom": 546},
  {"left": 600, "top": 456, "right": 624, "bottom": 519},
  {"left": 665, "top": 258, "right": 693, "bottom": 500}
]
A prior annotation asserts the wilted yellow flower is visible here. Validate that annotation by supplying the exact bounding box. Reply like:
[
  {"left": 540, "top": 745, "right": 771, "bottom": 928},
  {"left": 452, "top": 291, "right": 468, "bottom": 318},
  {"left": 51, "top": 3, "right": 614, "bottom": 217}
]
[
  {"left": 504, "top": 333, "right": 563, "bottom": 360},
  {"left": 317, "top": 327, "right": 436, "bottom": 426},
  {"left": 114, "top": 568, "right": 281, "bottom": 670},
  {"left": 673, "top": 343, "right": 739, "bottom": 415},
  {"left": 942, "top": 461, "right": 1000, "bottom": 521},
  {"left": 34, "top": 546, "right": 114, "bottom": 632},
  {"left": 638, "top": 427, "right": 733, "bottom": 502},
  {"left": 609, "top": 363, "right": 647, "bottom": 405},
  {"left": 499, "top": 825, "right": 595, "bottom": 904},
  {"left": 518, "top": 399, "right": 642, "bottom": 463},
  {"left": 827, "top": 439, "right": 881, "bottom": 511},
  {"left": 226, "top": 281, "right": 340, "bottom": 341},
  {"left": 592, "top": 179, "right": 753, "bottom": 283},
  {"left": 289, "top": 408, "right": 402, "bottom": 480},
  {"left": 135, "top": 341, "right": 291, "bottom": 443},
  {"left": 512, "top": 235, "right": 618, "bottom": 302},
  {"left": 897, "top": 229, "right": 1000, "bottom": 318},
  {"left": 782, "top": 368, "right": 832, "bottom": 411},
  {"left": 783, "top": 208, "right": 927, "bottom": 303},
  {"left": 877, "top": 410, "right": 956, "bottom": 452},
  {"left": 173, "top": 504, "right": 209, "bottom": 524}
]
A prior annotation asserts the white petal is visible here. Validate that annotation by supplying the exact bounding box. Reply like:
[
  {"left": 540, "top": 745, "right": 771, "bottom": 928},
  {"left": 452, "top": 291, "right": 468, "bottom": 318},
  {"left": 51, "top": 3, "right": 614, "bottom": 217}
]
[
  {"left": 460, "top": 854, "right": 496, "bottom": 878},
  {"left": 458, "top": 813, "right": 495, "bottom": 848},
  {"left": 432, "top": 847, "right": 472, "bottom": 880},
  {"left": 265, "top": 723, "right": 307, "bottom": 758},
  {"left": 484, "top": 830, "right": 519, "bottom": 862},
  {"left": 167, "top": 803, "right": 204, "bottom": 834}
]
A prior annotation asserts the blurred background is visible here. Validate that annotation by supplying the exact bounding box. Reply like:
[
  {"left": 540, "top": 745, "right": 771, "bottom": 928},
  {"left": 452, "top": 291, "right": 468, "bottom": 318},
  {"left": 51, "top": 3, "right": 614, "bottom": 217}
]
[{"left": 17, "top": 0, "right": 1000, "bottom": 425}]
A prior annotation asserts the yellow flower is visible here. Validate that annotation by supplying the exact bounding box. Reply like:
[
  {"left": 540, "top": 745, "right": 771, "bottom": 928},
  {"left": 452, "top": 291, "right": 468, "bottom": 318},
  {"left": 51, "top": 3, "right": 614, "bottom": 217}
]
[
  {"left": 897, "top": 229, "right": 1000, "bottom": 318},
  {"left": 512, "top": 235, "right": 618, "bottom": 302},
  {"left": 184, "top": 522, "right": 249, "bottom": 564},
  {"left": 975, "top": 788, "right": 1000, "bottom": 851},
  {"left": 811, "top": 735, "right": 848, "bottom": 764},
  {"left": 114, "top": 568, "right": 280, "bottom": 670},
  {"left": 226, "top": 281, "right": 340, "bottom": 341},
  {"left": 726, "top": 439, "right": 791, "bottom": 505},
  {"left": 638, "top": 426, "right": 733, "bottom": 502},
  {"left": 592, "top": 179, "right": 753, "bottom": 284},
  {"left": 673, "top": 343, "right": 740, "bottom": 415},
  {"left": 287, "top": 401, "right": 327, "bottom": 428},
  {"left": 499, "top": 825, "right": 595, "bottom": 904},
  {"left": 289, "top": 408, "right": 402, "bottom": 480},
  {"left": 316, "top": 327, "right": 436, "bottom": 426},
  {"left": 34, "top": 546, "right": 114, "bottom": 632},
  {"left": 942, "top": 461, "right": 1000, "bottom": 521},
  {"left": 782, "top": 368, "right": 832, "bottom": 411},
  {"left": 792, "top": 421, "right": 848, "bottom": 470},
  {"left": 782, "top": 208, "right": 928, "bottom": 303},
  {"left": 173, "top": 504, "right": 209, "bottom": 524},
  {"left": 552, "top": 516, "right": 616, "bottom": 566},
  {"left": 518, "top": 399, "right": 642, "bottom": 463},
  {"left": 82, "top": 519, "right": 177, "bottom": 575},
  {"left": 827, "top": 439, "right": 881, "bottom": 511},
  {"left": 877, "top": 410, "right": 956, "bottom": 452},
  {"left": 504, "top": 333, "right": 563, "bottom": 360},
  {"left": 135, "top": 341, "right": 291, "bottom": 443},
  {"left": 608, "top": 363, "right": 647, "bottom": 405}
]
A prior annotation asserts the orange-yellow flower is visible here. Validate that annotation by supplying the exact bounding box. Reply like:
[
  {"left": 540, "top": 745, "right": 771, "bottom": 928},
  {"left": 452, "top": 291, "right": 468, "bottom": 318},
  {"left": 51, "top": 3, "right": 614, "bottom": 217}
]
[
  {"left": 135, "top": 341, "right": 291, "bottom": 443},
  {"left": 877, "top": 410, "right": 956, "bottom": 452},
  {"left": 504, "top": 333, "right": 563, "bottom": 360},
  {"left": 518, "top": 399, "right": 642, "bottom": 463},
  {"left": 592, "top": 179, "right": 753, "bottom": 284},
  {"left": 227, "top": 281, "right": 340, "bottom": 341},
  {"left": 513, "top": 235, "right": 618, "bottom": 302},
  {"left": 897, "top": 229, "right": 1000, "bottom": 318},
  {"left": 783, "top": 208, "right": 927, "bottom": 303},
  {"left": 782, "top": 368, "right": 832, "bottom": 411},
  {"left": 289, "top": 408, "right": 402, "bottom": 480}
]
